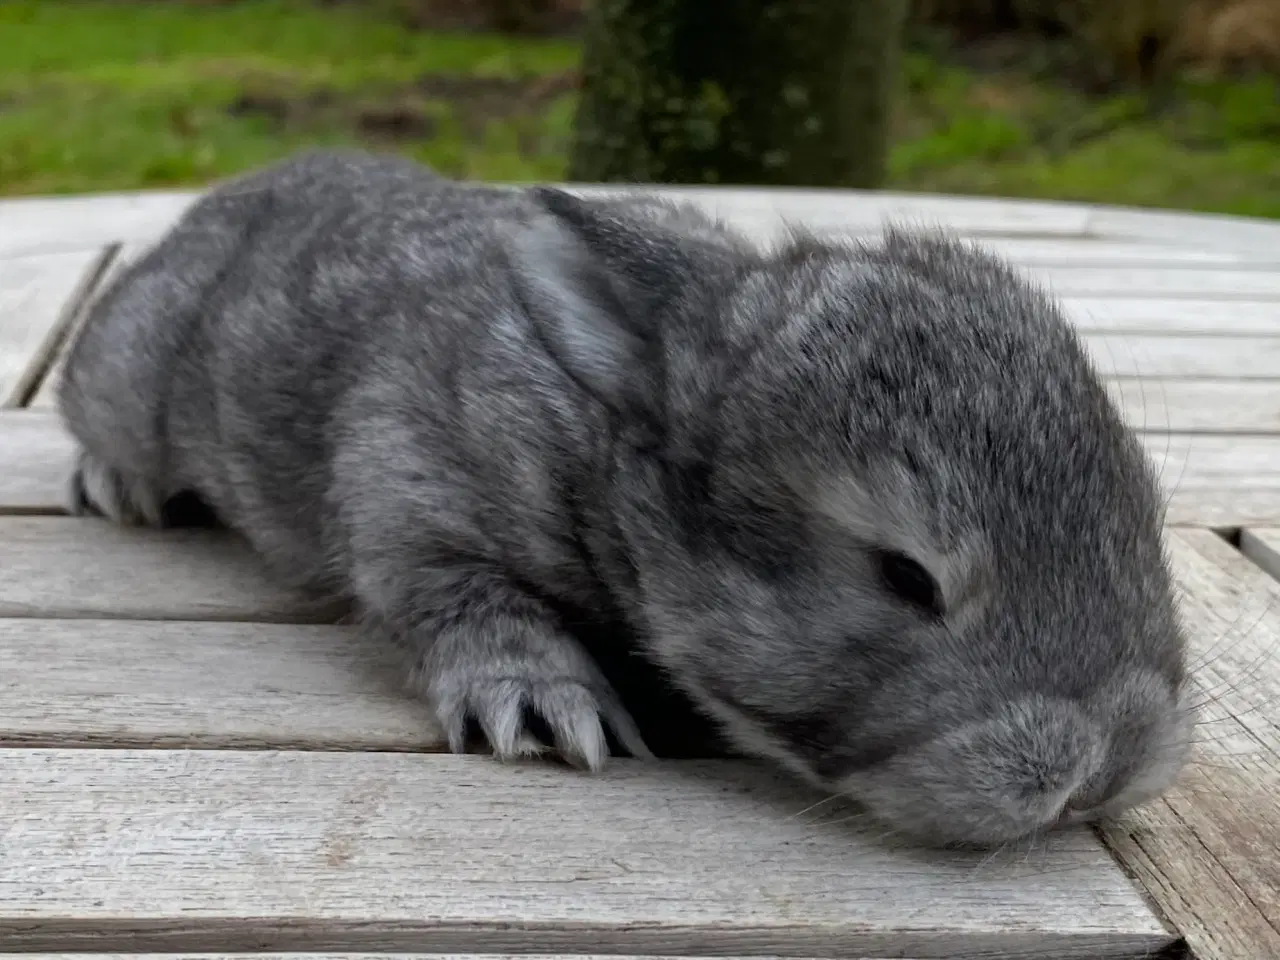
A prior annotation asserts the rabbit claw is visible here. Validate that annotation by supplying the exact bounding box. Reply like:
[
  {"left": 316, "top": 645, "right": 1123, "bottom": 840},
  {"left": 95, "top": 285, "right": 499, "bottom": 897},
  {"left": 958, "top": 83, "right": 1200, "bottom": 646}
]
[{"left": 420, "top": 629, "right": 654, "bottom": 770}]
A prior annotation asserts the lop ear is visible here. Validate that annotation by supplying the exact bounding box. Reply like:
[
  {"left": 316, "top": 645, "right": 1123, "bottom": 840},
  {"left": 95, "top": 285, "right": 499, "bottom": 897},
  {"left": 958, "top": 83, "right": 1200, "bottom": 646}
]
[{"left": 506, "top": 187, "right": 674, "bottom": 424}]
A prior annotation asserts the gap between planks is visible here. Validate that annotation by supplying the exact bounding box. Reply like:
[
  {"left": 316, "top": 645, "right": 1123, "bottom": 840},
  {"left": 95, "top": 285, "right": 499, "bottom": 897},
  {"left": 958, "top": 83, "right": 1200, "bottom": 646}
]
[
  {"left": 1095, "top": 529, "right": 1280, "bottom": 960},
  {"left": 0, "top": 957, "right": 913, "bottom": 960},
  {"left": 26, "top": 242, "right": 148, "bottom": 410},
  {"left": 1238, "top": 527, "right": 1280, "bottom": 583},
  {"left": 0, "top": 246, "right": 115, "bottom": 408}
]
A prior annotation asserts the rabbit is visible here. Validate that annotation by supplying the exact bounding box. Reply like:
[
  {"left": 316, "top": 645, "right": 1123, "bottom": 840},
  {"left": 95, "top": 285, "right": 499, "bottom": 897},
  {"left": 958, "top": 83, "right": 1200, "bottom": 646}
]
[{"left": 57, "top": 148, "right": 1195, "bottom": 848}]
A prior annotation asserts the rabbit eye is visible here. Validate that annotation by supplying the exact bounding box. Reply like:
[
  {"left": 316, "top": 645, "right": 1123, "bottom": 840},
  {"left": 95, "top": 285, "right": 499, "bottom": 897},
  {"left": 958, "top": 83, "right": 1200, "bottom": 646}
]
[{"left": 877, "top": 550, "right": 943, "bottom": 616}]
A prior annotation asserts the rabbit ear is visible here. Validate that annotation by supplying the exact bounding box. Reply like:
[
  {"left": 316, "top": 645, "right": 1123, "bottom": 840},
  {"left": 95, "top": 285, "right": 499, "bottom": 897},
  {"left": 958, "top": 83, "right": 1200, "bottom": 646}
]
[{"left": 506, "top": 187, "right": 677, "bottom": 424}]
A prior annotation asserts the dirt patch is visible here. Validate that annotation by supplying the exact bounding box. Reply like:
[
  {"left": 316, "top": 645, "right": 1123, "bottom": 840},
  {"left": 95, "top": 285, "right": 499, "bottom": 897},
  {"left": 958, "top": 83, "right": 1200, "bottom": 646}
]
[
  {"left": 388, "top": 0, "right": 585, "bottom": 36},
  {"left": 356, "top": 102, "right": 438, "bottom": 139},
  {"left": 228, "top": 87, "right": 442, "bottom": 141},
  {"left": 226, "top": 70, "right": 578, "bottom": 143}
]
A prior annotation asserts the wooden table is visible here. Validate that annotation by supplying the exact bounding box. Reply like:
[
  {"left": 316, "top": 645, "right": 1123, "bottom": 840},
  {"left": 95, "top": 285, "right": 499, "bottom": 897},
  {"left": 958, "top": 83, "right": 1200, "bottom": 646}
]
[{"left": 2, "top": 184, "right": 1278, "bottom": 960}]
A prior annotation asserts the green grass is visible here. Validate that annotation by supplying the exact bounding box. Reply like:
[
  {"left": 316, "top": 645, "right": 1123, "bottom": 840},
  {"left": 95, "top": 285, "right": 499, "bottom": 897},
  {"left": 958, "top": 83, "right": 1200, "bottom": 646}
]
[
  {"left": 2, "top": 0, "right": 1279, "bottom": 219},
  {"left": 0, "top": 0, "right": 581, "bottom": 192},
  {"left": 891, "top": 50, "right": 1280, "bottom": 218}
]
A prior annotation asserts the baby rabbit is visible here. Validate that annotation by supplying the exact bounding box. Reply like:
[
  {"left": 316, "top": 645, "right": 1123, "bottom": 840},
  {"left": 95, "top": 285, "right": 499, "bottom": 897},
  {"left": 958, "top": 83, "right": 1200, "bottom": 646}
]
[{"left": 58, "top": 149, "right": 1194, "bottom": 848}]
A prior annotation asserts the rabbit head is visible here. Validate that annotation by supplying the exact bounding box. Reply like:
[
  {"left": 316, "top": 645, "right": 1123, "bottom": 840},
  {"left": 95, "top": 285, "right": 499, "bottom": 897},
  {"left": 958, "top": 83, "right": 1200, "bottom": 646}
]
[{"left": 508, "top": 187, "right": 1194, "bottom": 848}]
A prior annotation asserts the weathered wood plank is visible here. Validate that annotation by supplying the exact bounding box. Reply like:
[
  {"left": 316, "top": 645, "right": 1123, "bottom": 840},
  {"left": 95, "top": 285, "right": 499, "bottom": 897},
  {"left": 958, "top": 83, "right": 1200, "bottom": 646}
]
[
  {"left": 1097, "top": 528, "right": 1280, "bottom": 960},
  {"left": 1085, "top": 335, "right": 1280, "bottom": 380},
  {"left": 0, "top": 185, "right": 1089, "bottom": 263},
  {"left": 0, "top": 618, "right": 438, "bottom": 751},
  {"left": 28, "top": 374, "right": 1280, "bottom": 433},
  {"left": 0, "top": 410, "right": 77, "bottom": 513},
  {"left": 580, "top": 183, "right": 1280, "bottom": 261},
  {"left": 0, "top": 502, "right": 1274, "bottom": 623},
  {"left": 0, "top": 191, "right": 195, "bottom": 258},
  {"left": 976, "top": 238, "right": 1258, "bottom": 266},
  {"left": 1146, "top": 433, "right": 1280, "bottom": 491},
  {"left": 1060, "top": 298, "right": 1280, "bottom": 336},
  {"left": 0, "top": 533, "right": 1268, "bottom": 758},
  {"left": 1161, "top": 490, "right": 1280, "bottom": 529},
  {"left": 1028, "top": 266, "right": 1280, "bottom": 300},
  {"left": 1105, "top": 379, "right": 1280, "bottom": 434},
  {"left": 28, "top": 242, "right": 149, "bottom": 409},
  {"left": 0, "top": 522, "right": 1273, "bottom": 750},
  {"left": 0, "top": 249, "right": 111, "bottom": 408},
  {"left": 601, "top": 185, "right": 1280, "bottom": 260},
  {"left": 0, "top": 749, "right": 1171, "bottom": 958},
  {"left": 29, "top": 324, "right": 1280, "bottom": 403},
  {"left": 4, "top": 411, "right": 1280, "bottom": 526},
  {"left": 1148, "top": 435, "right": 1280, "bottom": 526},
  {"left": 7, "top": 181, "right": 1280, "bottom": 265},
  {"left": 1087, "top": 204, "right": 1280, "bottom": 259},
  {"left": 510, "top": 183, "right": 1099, "bottom": 239},
  {"left": 1238, "top": 527, "right": 1280, "bottom": 582},
  {"left": 0, "top": 517, "right": 333, "bottom": 622}
]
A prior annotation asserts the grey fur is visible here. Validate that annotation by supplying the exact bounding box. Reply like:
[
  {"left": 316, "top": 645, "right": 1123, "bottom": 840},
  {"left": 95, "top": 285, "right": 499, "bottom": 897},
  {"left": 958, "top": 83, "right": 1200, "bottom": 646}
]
[{"left": 58, "top": 148, "right": 1193, "bottom": 847}]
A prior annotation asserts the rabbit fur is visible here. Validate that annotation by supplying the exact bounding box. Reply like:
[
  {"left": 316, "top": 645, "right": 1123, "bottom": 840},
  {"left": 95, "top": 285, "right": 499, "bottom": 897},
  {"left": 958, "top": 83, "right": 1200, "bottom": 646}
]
[{"left": 57, "top": 149, "right": 1195, "bottom": 847}]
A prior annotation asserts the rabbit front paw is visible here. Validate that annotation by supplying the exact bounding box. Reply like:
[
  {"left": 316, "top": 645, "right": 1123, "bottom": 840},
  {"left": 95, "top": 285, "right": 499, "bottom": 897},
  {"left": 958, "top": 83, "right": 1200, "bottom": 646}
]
[
  {"left": 69, "top": 448, "right": 163, "bottom": 527},
  {"left": 419, "top": 625, "right": 653, "bottom": 770}
]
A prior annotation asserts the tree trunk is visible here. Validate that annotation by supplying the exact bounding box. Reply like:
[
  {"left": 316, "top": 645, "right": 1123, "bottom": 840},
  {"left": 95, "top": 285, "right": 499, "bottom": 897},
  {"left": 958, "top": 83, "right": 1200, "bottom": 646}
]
[{"left": 568, "top": 0, "right": 908, "bottom": 188}]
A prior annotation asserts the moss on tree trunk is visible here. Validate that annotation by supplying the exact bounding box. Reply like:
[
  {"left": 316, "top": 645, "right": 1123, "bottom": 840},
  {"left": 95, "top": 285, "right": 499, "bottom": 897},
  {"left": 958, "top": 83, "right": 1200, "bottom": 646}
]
[{"left": 568, "top": 0, "right": 907, "bottom": 187}]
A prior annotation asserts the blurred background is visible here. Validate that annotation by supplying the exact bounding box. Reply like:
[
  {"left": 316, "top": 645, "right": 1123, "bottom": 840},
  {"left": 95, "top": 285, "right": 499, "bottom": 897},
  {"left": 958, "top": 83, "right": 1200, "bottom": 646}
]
[{"left": 1, "top": 0, "right": 1277, "bottom": 217}]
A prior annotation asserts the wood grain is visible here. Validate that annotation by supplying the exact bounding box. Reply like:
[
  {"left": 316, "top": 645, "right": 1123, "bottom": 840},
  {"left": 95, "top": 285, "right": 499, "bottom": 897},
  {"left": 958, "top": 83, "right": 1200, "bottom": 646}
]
[
  {"left": 1097, "top": 528, "right": 1280, "bottom": 960},
  {"left": 0, "top": 749, "right": 1171, "bottom": 958},
  {"left": 1238, "top": 527, "right": 1280, "bottom": 582},
  {"left": 0, "top": 248, "right": 111, "bottom": 407},
  {"left": 0, "top": 516, "right": 334, "bottom": 622},
  {"left": 0, "top": 617, "right": 440, "bottom": 751}
]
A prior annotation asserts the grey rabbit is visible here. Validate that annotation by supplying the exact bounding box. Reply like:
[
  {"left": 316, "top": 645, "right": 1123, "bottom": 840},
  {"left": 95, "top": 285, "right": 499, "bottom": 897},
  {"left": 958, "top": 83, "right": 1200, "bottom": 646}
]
[{"left": 57, "top": 148, "right": 1195, "bottom": 848}]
